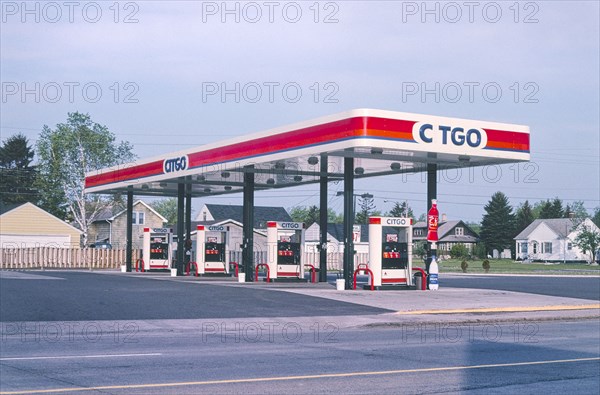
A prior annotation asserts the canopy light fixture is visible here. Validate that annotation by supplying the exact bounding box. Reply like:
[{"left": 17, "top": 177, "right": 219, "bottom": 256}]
[
  {"left": 390, "top": 162, "right": 401, "bottom": 170},
  {"left": 221, "top": 171, "right": 230, "bottom": 178},
  {"left": 354, "top": 167, "right": 365, "bottom": 175},
  {"left": 307, "top": 156, "right": 319, "bottom": 165},
  {"left": 266, "top": 178, "right": 275, "bottom": 185},
  {"left": 294, "top": 175, "right": 303, "bottom": 182},
  {"left": 371, "top": 148, "right": 383, "bottom": 154}
]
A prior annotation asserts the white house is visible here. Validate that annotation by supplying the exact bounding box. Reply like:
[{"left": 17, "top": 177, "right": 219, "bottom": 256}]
[{"left": 514, "top": 218, "right": 599, "bottom": 262}]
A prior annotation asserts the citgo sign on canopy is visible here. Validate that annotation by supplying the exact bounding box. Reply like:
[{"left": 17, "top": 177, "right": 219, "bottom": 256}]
[
  {"left": 412, "top": 121, "right": 488, "bottom": 150},
  {"left": 163, "top": 155, "right": 189, "bottom": 174}
]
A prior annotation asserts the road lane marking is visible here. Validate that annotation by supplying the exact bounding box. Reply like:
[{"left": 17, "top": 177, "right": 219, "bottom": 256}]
[
  {"left": 394, "top": 304, "right": 600, "bottom": 315},
  {"left": 1, "top": 357, "right": 598, "bottom": 394},
  {"left": 0, "top": 353, "right": 162, "bottom": 361}
]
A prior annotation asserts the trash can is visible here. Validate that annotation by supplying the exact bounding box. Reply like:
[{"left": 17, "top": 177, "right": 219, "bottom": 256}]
[{"left": 413, "top": 272, "right": 423, "bottom": 290}]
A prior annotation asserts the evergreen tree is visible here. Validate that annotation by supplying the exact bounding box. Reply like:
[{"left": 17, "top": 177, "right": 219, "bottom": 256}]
[
  {"left": 592, "top": 207, "right": 600, "bottom": 228},
  {"left": 480, "top": 192, "right": 515, "bottom": 255},
  {"left": 355, "top": 195, "right": 375, "bottom": 224},
  {"left": 538, "top": 198, "right": 564, "bottom": 219},
  {"left": 515, "top": 200, "right": 535, "bottom": 235},
  {"left": 387, "top": 201, "right": 414, "bottom": 218},
  {"left": 0, "top": 134, "right": 38, "bottom": 205}
]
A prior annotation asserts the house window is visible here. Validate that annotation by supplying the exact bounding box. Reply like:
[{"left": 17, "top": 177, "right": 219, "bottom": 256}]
[
  {"left": 203, "top": 212, "right": 207, "bottom": 221},
  {"left": 543, "top": 242, "right": 552, "bottom": 254},
  {"left": 414, "top": 229, "right": 424, "bottom": 237},
  {"left": 567, "top": 242, "right": 573, "bottom": 250},
  {"left": 132, "top": 211, "right": 145, "bottom": 225},
  {"left": 521, "top": 243, "right": 528, "bottom": 254},
  {"left": 532, "top": 242, "right": 538, "bottom": 254},
  {"left": 455, "top": 227, "right": 464, "bottom": 236}
]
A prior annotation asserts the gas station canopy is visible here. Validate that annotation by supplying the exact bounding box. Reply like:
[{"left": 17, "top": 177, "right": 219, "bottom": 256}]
[{"left": 84, "top": 109, "right": 530, "bottom": 196}]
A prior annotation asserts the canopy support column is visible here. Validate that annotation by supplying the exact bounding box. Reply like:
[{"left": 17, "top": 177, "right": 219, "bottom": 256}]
[
  {"left": 176, "top": 181, "right": 185, "bottom": 276},
  {"left": 319, "top": 154, "right": 328, "bottom": 282},
  {"left": 125, "top": 187, "right": 133, "bottom": 272},
  {"left": 426, "top": 163, "right": 437, "bottom": 281},
  {"left": 243, "top": 166, "right": 255, "bottom": 282},
  {"left": 343, "top": 157, "right": 354, "bottom": 290}
]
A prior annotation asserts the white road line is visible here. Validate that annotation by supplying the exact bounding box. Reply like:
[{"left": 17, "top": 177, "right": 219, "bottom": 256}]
[{"left": 0, "top": 353, "right": 162, "bottom": 361}]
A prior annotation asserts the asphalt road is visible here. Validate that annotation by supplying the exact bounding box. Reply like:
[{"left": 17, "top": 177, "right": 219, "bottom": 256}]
[
  {"left": 2, "top": 271, "right": 599, "bottom": 394},
  {"left": 0, "top": 272, "right": 389, "bottom": 322},
  {"left": 424, "top": 274, "right": 600, "bottom": 301},
  {"left": 1, "top": 320, "right": 599, "bottom": 394}
]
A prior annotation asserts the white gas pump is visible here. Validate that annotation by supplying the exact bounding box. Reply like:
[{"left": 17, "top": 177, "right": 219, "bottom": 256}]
[
  {"left": 195, "top": 224, "right": 229, "bottom": 275},
  {"left": 266, "top": 221, "right": 305, "bottom": 282},
  {"left": 142, "top": 227, "right": 174, "bottom": 271},
  {"left": 368, "top": 217, "right": 413, "bottom": 289}
]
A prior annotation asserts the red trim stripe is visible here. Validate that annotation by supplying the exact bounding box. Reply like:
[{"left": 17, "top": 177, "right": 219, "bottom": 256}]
[
  {"left": 85, "top": 116, "right": 528, "bottom": 189},
  {"left": 277, "top": 272, "right": 301, "bottom": 277},
  {"left": 382, "top": 278, "right": 407, "bottom": 283},
  {"left": 204, "top": 268, "right": 225, "bottom": 272}
]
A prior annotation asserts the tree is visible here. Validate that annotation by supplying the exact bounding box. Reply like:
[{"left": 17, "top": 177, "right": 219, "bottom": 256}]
[
  {"left": 355, "top": 195, "right": 376, "bottom": 224},
  {"left": 566, "top": 200, "right": 589, "bottom": 226},
  {"left": 151, "top": 198, "right": 178, "bottom": 225},
  {"left": 573, "top": 224, "right": 600, "bottom": 264},
  {"left": 515, "top": 200, "right": 535, "bottom": 236},
  {"left": 537, "top": 198, "right": 564, "bottom": 219},
  {"left": 479, "top": 192, "right": 515, "bottom": 256},
  {"left": 36, "top": 112, "right": 135, "bottom": 244},
  {"left": 0, "top": 134, "right": 38, "bottom": 205},
  {"left": 387, "top": 201, "right": 414, "bottom": 218},
  {"left": 592, "top": 207, "right": 600, "bottom": 228},
  {"left": 288, "top": 205, "right": 342, "bottom": 226}
]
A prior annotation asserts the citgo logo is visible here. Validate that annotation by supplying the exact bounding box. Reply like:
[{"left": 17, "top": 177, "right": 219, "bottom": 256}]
[
  {"left": 385, "top": 218, "right": 407, "bottom": 226},
  {"left": 412, "top": 122, "right": 487, "bottom": 149},
  {"left": 163, "top": 155, "right": 189, "bottom": 174},
  {"left": 208, "top": 226, "right": 225, "bottom": 232},
  {"left": 280, "top": 222, "right": 301, "bottom": 229}
]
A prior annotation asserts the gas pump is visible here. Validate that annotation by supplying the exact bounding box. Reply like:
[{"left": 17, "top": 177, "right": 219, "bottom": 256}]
[
  {"left": 266, "top": 221, "right": 305, "bottom": 282},
  {"left": 142, "top": 227, "right": 174, "bottom": 271},
  {"left": 196, "top": 225, "right": 229, "bottom": 275},
  {"left": 368, "top": 217, "right": 413, "bottom": 289}
]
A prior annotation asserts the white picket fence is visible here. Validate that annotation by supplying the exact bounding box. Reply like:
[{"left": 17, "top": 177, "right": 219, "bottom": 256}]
[
  {"left": 1, "top": 248, "right": 403, "bottom": 271},
  {"left": 0, "top": 248, "right": 139, "bottom": 270}
]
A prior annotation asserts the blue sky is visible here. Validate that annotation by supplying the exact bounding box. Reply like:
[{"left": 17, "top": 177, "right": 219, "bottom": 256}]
[{"left": 2, "top": 1, "right": 599, "bottom": 222}]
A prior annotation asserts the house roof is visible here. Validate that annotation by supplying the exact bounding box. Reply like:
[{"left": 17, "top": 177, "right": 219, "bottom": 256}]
[
  {"left": 204, "top": 204, "right": 291, "bottom": 229},
  {"left": 309, "top": 223, "right": 370, "bottom": 243},
  {"left": 0, "top": 202, "right": 83, "bottom": 234},
  {"left": 514, "top": 218, "right": 575, "bottom": 240},
  {"left": 93, "top": 200, "right": 167, "bottom": 223},
  {"left": 413, "top": 219, "right": 479, "bottom": 242}
]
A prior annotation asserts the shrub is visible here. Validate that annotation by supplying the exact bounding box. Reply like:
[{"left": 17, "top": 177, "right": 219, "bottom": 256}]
[
  {"left": 482, "top": 259, "right": 490, "bottom": 273},
  {"left": 461, "top": 260, "right": 468, "bottom": 273},
  {"left": 450, "top": 244, "right": 470, "bottom": 259}
]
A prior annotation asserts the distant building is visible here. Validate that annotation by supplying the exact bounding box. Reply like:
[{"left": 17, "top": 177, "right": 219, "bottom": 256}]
[
  {"left": 514, "top": 218, "right": 599, "bottom": 262},
  {"left": 412, "top": 219, "right": 479, "bottom": 258},
  {"left": 305, "top": 223, "right": 370, "bottom": 254},
  {"left": 87, "top": 200, "right": 167, "bottom": 249},
  {"left": 195, "top": 204, "right": 292, "bottom": 229},
  {"left": 0, "top": 202, "right": 82, "bottom": 248}
]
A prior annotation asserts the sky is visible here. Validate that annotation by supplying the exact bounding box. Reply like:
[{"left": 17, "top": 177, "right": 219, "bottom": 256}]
[{"left": 1, "top": 0, "right": 599, "bottom": 223}]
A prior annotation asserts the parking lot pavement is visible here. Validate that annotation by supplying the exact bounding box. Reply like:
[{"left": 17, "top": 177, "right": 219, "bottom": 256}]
[{"left": 0, "top": 271, "right": 390, "bottom": 322}]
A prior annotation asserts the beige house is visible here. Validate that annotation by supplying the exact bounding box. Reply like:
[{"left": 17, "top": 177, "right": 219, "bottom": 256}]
[
  {"left": 88, "top": 200, "right": 167, "bottom": 249},
  {"left": 0, "top": 202, "right": 82, "bottom": 248}
]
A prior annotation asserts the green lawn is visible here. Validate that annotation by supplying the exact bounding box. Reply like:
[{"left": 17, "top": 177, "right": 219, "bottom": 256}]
[{"left": 430, "top": 258, "right": 600, "bottom": 275}]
